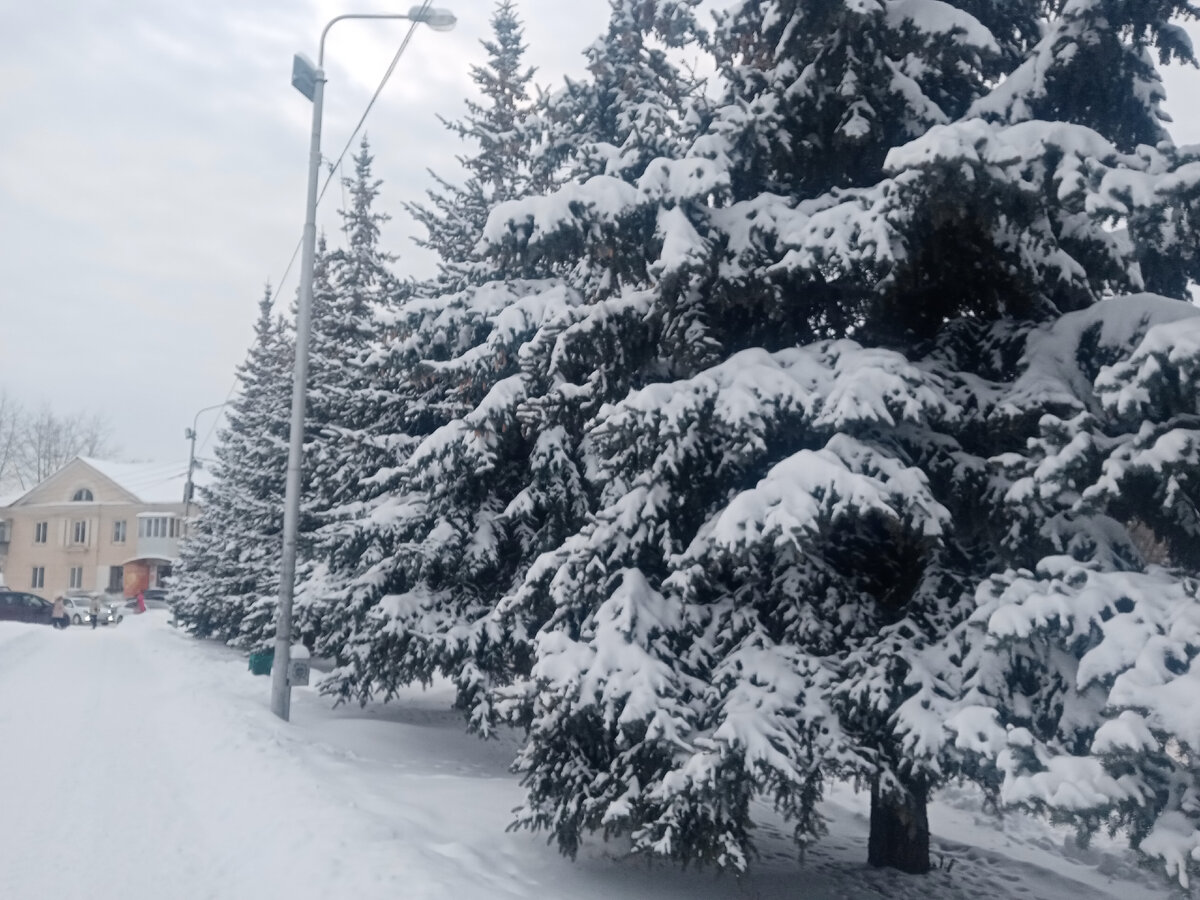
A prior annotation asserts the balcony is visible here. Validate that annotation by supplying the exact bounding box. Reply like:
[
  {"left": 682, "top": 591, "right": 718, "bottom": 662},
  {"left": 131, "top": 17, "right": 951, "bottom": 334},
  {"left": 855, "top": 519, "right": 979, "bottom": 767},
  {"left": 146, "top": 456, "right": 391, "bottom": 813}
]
[
  {"left": 135, "top": 535, "right": 180, "bottom": 561},
  {"left": 134, "top": 514, "right": 182, "bottom": 563}
]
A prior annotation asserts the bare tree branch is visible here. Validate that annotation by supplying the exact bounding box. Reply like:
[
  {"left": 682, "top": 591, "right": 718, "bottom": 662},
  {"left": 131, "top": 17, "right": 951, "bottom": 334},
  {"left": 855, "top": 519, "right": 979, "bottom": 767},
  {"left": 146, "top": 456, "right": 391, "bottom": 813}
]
[
  {"left": 0, "top": 391, "right": 23, "bottom": 492},
  {"left": 0, "top": 399, "right": 115, "bottom": 493}
]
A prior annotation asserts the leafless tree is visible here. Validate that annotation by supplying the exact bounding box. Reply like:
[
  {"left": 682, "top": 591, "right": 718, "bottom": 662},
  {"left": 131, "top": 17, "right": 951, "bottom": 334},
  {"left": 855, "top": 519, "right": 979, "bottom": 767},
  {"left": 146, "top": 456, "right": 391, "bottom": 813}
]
[
  {"left": 0, "top": 392, "right": 22, "bottom": 491},
  {"left": 0, "top": 397, "right": 114, "bottom": 493}
]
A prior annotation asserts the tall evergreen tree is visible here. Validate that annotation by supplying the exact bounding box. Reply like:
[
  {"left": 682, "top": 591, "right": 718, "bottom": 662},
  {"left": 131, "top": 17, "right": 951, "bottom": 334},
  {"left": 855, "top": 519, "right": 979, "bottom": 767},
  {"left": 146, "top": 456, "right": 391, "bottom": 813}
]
[
  {"left": 175, "top": 287, "right": 292, "bottom": 649},
  {"left": 296, "top": 140, "right": 405, "bottom": 647},
  {"left": 314, "top": 3, "right": 558, "bottom": 708},
  {"left": 406, "top": 0, "right": 537, "bottom": 289},
  {"left": 472, "top": 0, "right": 1200, "bottom": 879},
  {"left": 304, "top": 142, "right": 401, "bottom": 532},
  {"left": 316, "top": 0, "right": 707, "bottom": 724}
]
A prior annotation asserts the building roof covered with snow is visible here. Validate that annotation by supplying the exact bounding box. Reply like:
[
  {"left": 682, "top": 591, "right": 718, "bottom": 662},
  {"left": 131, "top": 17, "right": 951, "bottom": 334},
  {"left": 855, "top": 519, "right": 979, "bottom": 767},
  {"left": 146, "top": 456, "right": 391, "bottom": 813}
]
[{"left": 0, "top": 456, "right": 214, "bottom": 509}]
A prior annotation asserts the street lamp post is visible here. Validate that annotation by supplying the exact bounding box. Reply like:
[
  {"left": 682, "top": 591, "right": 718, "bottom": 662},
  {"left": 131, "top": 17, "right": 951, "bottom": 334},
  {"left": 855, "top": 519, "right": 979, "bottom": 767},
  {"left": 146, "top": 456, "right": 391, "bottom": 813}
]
[
  {"left": 183, "top": 402, "right": 229, "bottom": 521},
  {"left": 272, "top": 5, "right": 457, "bottom": 722},
  {"left": 179, "top": 402, "right": 227, "bottom": 629}
]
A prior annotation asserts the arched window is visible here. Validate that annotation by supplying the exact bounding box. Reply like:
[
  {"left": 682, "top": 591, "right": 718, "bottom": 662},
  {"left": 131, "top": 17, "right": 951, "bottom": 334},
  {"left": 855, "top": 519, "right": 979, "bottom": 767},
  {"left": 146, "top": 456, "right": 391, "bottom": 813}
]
[{"left": 71, "top": 488, "right": 94, "bottom": 502}]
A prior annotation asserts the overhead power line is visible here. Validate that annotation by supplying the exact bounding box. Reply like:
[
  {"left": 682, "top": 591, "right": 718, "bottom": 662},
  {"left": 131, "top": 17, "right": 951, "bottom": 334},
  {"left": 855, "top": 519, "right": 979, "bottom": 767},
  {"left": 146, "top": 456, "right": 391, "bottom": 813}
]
[
  {"left": 316, "top": 0, "right": 432, "bottom": 209},
  {"left": 208, "top": 6, "right": 435, "bottom": 457}
]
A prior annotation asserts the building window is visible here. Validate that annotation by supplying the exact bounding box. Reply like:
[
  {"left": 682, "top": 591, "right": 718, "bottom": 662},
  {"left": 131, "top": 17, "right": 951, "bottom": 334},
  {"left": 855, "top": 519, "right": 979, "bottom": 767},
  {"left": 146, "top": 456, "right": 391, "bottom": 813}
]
[
  {"left": 72, "top": 520, "right": 88, "bottom": 544},
  {"left": 34, "top": 521, "right": 48, "bottom": 544},
  {"left": 108, "top": 566, "right": 124, "bottom": 593},
  {"left": 139, "top": 517, "right": 172, "bottom": 539},
  {"left": 31, "top": 567, "right": 44, "bottom": 589},
  {"left": 69, "top": 567, "right": 83, "bottom": 590},
  {"left": 113, "top": 520, "right": 127, "bottom": 543},
  {"left": 170, "top": 518, "right": 179, "bottom": 538},
  {"left": 72, "top": 488, "right": 94, "bottom": 502}
]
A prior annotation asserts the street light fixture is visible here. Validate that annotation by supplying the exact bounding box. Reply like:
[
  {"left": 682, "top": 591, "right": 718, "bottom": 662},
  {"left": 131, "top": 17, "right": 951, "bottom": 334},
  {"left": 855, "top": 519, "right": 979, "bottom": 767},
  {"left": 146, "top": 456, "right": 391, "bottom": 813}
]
[{"left": 272, "top": 6, "right": 457, "bottom": 723}]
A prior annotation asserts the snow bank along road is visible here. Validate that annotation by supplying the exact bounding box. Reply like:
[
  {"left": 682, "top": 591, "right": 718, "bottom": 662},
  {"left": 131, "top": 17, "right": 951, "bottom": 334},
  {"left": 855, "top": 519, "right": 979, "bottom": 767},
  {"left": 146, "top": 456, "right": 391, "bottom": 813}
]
[{"left": 0, "top": 614, "right": 1173, "bottom": 900}]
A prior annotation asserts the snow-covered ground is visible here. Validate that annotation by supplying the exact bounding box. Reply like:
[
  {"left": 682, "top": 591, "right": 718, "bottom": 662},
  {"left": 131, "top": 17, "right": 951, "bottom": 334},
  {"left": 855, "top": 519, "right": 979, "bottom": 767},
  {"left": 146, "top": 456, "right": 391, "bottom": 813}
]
[{"left": 0, "top": 613, "right": 1180, "bottom": 899}]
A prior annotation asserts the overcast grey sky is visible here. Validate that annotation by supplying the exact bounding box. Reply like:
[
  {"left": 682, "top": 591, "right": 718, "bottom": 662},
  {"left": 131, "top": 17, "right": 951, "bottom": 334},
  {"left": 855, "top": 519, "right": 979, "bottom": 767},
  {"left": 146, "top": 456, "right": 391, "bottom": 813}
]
[
  {"left": 0, "top": 2, "right": 1196, "bottom": 470},
  {"left": 0, "top": 0, "right": 610, "bottom": 468}
]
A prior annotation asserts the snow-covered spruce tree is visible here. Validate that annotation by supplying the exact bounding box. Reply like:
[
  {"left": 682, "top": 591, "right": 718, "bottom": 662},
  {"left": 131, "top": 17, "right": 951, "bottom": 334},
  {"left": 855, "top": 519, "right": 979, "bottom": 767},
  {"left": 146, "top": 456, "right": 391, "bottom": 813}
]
[
  {"left": 386, "top": 0, "right": 708, "bottom": 720},
  {"left": 175, "top": 287, "right": 291, "bottom": 647},
  {"left": 222, "top": 235, "right": 350, "bottom": 651},
  {"left": 481, "top": 0, "right": 1200, "bottom": 879},
  {"left": 312, "top": 3, "right": 568, "bottom": 710},
  {"left": 316, "top": 279, "right": 587, "bottom": 717},
  {"left": 315, "top": 0, "right": 707, "bottom": 719},
  {"left": 486, "top": 0, "right": 1031, "bottom": 872},
  {"left": 405, "top": 0, "right": 537, "bottom": 291},
  {"left": 293, "top": 140, "right": 404, "bottom": 649},
  {"left": 906, "top": 3, "right": 1200, "bottom": 887},
  {"left": 313, "top": 4, "right": 544, "bottom": 678},
  {"left": 941, "top": 295, "right": 1200, "bottom": 887}
]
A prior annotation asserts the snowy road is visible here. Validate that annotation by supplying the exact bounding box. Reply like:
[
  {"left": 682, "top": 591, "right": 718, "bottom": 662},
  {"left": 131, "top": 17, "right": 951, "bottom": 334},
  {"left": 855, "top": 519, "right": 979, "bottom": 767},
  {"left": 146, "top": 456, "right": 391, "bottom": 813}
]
[
  {"left": 0, "top": 614, "right": 414, "bottom": 898},
  {"left": 0, "top": 614, "right": 1175, "bottom": 900},
  {"left": 0, "top": 614, "right": 536, "bottom": 899}
]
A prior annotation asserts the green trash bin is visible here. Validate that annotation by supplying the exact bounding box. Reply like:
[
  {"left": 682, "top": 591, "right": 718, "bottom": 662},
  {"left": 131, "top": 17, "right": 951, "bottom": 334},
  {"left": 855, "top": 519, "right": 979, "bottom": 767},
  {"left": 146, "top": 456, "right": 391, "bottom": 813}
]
[{"left": 248, "top": 648, "right": 274, "bottom": 676}]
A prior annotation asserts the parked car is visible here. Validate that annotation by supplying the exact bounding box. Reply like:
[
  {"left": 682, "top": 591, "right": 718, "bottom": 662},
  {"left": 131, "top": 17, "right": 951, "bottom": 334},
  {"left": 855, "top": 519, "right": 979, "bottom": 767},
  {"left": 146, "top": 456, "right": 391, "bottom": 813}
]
[
  {"left": 62, "top": 596, "right": 92, "bottom": 625},
  {"left": 142, "top": 589, "right": 171, "bottom": 609},
  {"left": 62, "top": 592, "right": 124, "bottom": 626},
  {"left": 94, "top": 603, "right": 123, "bottom": 626},
  {"left": 0, "top": 590, "right": 57, "bottom": 625}
]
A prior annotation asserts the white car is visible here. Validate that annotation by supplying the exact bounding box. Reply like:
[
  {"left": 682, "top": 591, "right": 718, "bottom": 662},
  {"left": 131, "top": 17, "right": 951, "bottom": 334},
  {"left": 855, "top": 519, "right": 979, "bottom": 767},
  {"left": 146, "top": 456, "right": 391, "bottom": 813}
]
[
  {"left": 93, "top": 603, "right": 123, "bottom": 626},
  {"left": 62, "top": 596, "right": 92, "bottom": 625},
  {"left": 63, "top": 594, "right": 124, "bottom": 626}
]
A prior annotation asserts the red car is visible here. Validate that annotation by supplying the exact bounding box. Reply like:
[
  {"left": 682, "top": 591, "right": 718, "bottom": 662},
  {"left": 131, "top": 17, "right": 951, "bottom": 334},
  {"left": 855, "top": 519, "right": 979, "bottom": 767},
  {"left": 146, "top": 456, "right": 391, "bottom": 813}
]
[{"left": 0, "top": 590, "right": 57, "bottom": 625}]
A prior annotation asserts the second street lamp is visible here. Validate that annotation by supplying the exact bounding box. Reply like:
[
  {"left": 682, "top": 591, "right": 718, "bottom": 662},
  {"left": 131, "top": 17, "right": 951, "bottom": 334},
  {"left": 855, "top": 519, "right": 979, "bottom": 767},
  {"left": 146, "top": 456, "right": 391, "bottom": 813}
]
[
  {"left": 272, "top": 5, "right": 457, "bottom": 722},
  {"left": 183, "top": 402, "right": 228, "bottom": 523}
]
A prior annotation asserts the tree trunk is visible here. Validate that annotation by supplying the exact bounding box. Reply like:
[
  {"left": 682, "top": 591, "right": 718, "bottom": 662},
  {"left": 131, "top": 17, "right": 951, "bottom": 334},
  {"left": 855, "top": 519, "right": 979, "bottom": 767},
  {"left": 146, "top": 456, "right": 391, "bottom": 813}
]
[{"left": 867, "top": 778, "right": 930, "bottom": 874}]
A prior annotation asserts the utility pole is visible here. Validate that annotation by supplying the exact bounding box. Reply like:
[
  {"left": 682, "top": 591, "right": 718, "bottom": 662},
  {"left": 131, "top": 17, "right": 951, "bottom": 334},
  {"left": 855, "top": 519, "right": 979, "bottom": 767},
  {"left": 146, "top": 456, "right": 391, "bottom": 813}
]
[{"left": 184, "top": 427, "right": 198, "bottom": 516}]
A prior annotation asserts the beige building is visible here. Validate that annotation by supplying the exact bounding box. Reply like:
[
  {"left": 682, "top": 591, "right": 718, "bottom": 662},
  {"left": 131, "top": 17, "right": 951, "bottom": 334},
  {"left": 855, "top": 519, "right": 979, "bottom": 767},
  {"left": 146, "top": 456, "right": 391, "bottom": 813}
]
[{"left": 0, "top": 457, "right": 199, "bottom": 599}]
